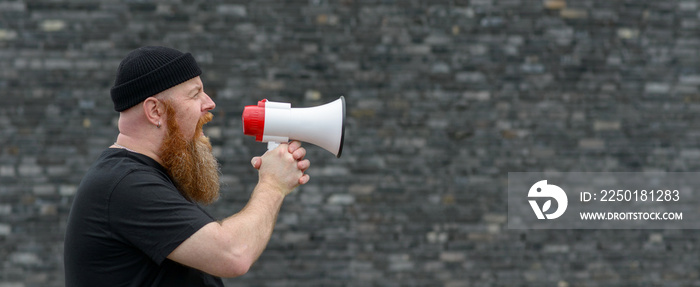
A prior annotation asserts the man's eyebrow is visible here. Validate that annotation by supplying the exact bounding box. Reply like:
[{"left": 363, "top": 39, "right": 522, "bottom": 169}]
[{"left": 188, "top": 85, "right": 202, "bottom": 95}]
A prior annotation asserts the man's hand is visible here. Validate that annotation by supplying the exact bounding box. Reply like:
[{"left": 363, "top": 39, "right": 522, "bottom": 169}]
[{"left": 251, "top": 141, "right": 310, "bottom": 195}]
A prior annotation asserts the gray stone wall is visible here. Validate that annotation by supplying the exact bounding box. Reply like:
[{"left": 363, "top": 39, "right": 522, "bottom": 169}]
[{"left": 2, "top": 0, "right": 700, "bottom": 286}]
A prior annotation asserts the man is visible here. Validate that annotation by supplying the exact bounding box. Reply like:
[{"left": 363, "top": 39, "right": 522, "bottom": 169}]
[{"left": 64, "top": 46, "right": 311, "bottom": 286}]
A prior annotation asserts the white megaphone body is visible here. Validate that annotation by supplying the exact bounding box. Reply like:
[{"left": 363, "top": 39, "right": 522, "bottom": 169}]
[{"left": 242, "top": 96, "right": 345, "bottom": 157}]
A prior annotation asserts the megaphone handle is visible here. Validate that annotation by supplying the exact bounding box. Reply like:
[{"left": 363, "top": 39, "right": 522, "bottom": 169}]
[{"left": 267, "top": 141, "right": 280, "bottom": 151}]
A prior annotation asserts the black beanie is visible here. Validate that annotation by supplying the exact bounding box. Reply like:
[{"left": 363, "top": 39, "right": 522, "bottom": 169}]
[{"left": 110, "top": 46, "right": 202, "bottom": 112}]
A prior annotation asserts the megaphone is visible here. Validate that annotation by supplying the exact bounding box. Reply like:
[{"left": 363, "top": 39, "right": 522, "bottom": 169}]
[{"left": 242, "top": 96, "right": 345, "bottom": 158}]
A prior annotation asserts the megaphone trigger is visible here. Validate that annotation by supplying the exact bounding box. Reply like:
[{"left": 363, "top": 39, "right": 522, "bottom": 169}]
[
  {"left": 242, "top": 96, "right": 346, "bottom": 158},
  {"left": 267, "top": 141, "right": 280, "bottom": 151}
]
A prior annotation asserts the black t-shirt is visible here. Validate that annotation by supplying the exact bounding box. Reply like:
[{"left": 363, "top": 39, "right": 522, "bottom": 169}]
[{"left": 64, "top": 148, "right": 224, "bottom": 287}]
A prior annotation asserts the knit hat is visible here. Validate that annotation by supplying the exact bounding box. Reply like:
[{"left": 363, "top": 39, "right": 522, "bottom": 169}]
[{"left": 110, "top": 46, "right": 202, "bottom": 112}]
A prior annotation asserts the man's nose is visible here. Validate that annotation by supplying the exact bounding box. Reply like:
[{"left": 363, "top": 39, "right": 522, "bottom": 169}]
[{"left": 202, "top": 92, "right": 216, "bottom": 111}]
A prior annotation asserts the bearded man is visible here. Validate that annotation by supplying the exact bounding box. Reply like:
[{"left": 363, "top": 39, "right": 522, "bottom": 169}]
[{"left": 64, "top": 46, "right": 310, "bottom": 287}]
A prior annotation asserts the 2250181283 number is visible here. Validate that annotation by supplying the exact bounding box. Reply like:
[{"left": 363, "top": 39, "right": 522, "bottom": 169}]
[{"left": 600, "top": 189, "right": 680, "bottom": 202}]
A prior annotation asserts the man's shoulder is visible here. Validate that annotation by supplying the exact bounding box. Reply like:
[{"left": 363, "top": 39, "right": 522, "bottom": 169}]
[
  {"left": 90, "top": 148, "right": 166, "bottom": 179},
  {"left": 98, "top": 148, "right": 164, "bottom": 171},
  {"left": 77, "top": 149, "right": 172, "bottom": 198}
]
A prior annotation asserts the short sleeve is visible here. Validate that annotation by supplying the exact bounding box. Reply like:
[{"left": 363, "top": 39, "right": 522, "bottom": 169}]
[{"left": 108, "top": 169, "right": 215, "bottom": 265}]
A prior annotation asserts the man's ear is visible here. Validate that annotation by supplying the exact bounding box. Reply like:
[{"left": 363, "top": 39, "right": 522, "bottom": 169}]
[{"left": 143, "top": 97, "right": 164, "bottom": 128}]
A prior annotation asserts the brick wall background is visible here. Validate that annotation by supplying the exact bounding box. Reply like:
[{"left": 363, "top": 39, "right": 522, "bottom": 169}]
[{"left": 2, "top": 0, "right": 700, "bottom": 286}]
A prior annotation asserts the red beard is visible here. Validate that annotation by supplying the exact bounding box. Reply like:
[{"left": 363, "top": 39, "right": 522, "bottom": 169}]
[{"left": 159, "top": 100, "right": 220, "bottom": 205}]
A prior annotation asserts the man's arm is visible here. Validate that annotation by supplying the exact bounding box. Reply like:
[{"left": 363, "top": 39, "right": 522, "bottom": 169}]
[{"left": 167, "top": 141, "right": 310, "bottom": 277}]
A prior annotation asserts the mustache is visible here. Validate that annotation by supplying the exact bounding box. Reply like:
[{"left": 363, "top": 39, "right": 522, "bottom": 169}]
[
  {"left": 196, "top": 112, "right": 214, "bottom": 138},
  {"left": 198, "top": 112, "right": 213, "bottom": 129}
]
